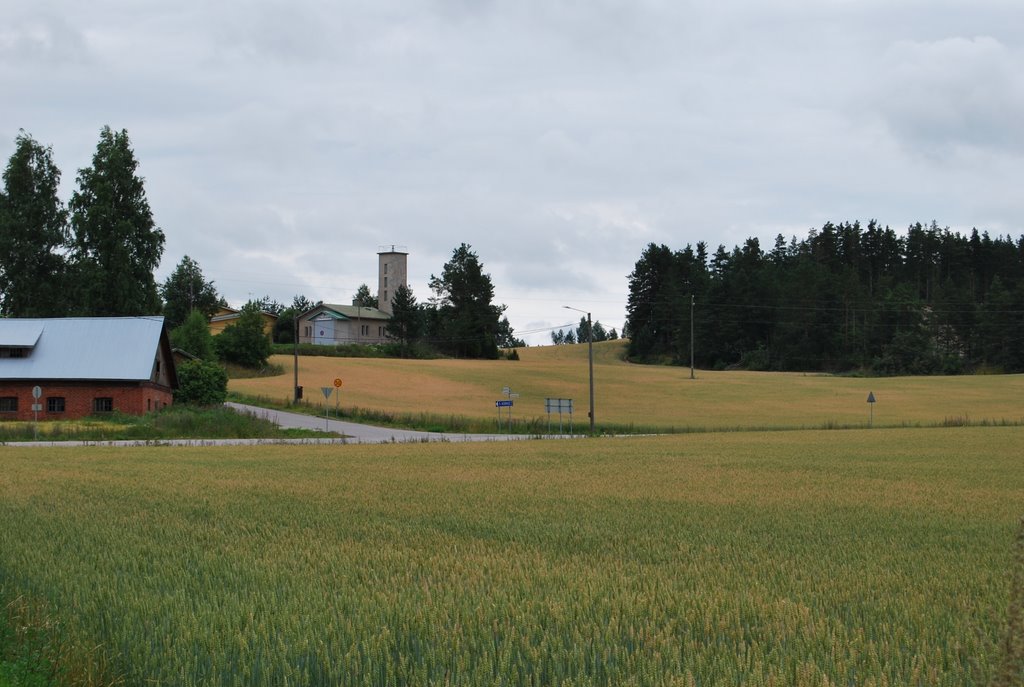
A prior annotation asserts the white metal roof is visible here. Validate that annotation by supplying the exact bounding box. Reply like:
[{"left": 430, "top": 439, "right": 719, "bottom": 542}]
[
  {"left": 0, "top": 321, "right": 44, "bottom": 348},
  {"left": 0, "top": 317, "right": 166, "bottom": 382}
]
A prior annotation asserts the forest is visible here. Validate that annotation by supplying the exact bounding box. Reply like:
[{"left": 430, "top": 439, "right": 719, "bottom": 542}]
[{"left": 625, "top": 221, "right": 1024, "bottom": 374}]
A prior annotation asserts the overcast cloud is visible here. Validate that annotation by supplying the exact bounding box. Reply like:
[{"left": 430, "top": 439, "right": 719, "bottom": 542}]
[{"left": 2, "top": 0, "right": 1022, "bottom": 343}]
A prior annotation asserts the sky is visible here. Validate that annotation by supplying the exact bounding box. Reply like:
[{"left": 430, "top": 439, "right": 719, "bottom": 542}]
[{"left": 2, "top": 0, "right": 1023, "bottom": 344}]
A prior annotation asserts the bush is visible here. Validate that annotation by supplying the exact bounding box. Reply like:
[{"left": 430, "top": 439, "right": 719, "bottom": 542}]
[
  {"left": 175, "top": 360, "right": 228, "bottom": 405},
  {"left": 170, "top": 309, "right": 216, "bottom": 361},
  {"left": 215, "top": 303, "right": 272, "bottom": 368}
]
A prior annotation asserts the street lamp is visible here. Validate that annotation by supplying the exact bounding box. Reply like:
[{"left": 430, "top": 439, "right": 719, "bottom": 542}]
[{"left": 563, "top": 305, "right": 595, "bottom": 434}]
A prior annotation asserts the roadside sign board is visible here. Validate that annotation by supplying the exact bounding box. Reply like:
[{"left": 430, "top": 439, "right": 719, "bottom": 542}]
[
  {"left": 496, "top": 400, "right": 513, "bottom": 407},
  {"left": 333, "top": 378, "right": 343, "bottom": 388},
  {"left": 32, "top": 386, "right": 42, "bottom": 399},
  {"left": 321, "top": 387, "right": 334, "bottom": 400},
  {"left": 31, "top": 403, "right": 42, "bottom": 412},
  {"left": 545, "top": 398, "right": 573, "bottom": 413},
  {"left": 867, "top": 391, "right": 876, "bottom": 403}
]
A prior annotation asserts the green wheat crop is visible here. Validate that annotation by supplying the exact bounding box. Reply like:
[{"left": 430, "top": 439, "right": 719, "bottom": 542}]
[{"left": 0, "top": 427, "right": 1021, "bottom": 685}]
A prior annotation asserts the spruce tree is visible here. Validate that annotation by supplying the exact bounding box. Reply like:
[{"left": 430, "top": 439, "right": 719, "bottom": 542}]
[
  {"left": 0, "top": 131, "right": 69, "bottom": 316},
  {"left": 69, "top": 126, "right": 164, "bottom": 316},
  {"left": 427, "top": 244, "right": 503, "bottom": 359},
  {"left": 385, "top": 284, "right": 422, "bottom": 357},
  {"left": 160, "top": 255, "right": 220, "bottom": 329},
  {"left": 352, "top": 284, "right": 377, "bottom": 308}
]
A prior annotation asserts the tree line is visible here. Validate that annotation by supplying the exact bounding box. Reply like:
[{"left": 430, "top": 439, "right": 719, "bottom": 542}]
[
  {"left": 625, "top": 221, "right": 1024, "bottom": 374},
  {"left": 0, "top": 129, "right": 523, "bottom": 365},
  {"left": 0, "top": 128, "right": 164, "bottom": 318},
  {"left": 550, "top": 319, "right": 618, "bottom": 345}
]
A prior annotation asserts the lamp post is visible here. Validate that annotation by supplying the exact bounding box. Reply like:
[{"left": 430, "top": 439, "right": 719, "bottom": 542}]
[{"left": 563, "top": 306, "right": 595, "bottom": 434}]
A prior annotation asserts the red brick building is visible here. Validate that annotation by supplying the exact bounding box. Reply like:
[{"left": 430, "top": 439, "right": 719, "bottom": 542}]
[{"left": 0, "top": 317, "right": 177, "bottom": 421}]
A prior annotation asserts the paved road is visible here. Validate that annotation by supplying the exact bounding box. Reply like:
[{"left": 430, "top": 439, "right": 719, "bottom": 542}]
[
  {"left": 226, "top": 402, "right": 556, "bottom": 444},
  {"left": 1, "top": 405, "right": 572, "bottom": 448}
]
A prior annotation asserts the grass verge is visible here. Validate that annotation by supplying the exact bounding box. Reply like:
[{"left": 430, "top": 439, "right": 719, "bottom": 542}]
[
  {"left": 228, "top": 391, "right": 546, "bottom": 434},
  {"left": 0, "top": 404, "right": 333, "bottom": 443}
]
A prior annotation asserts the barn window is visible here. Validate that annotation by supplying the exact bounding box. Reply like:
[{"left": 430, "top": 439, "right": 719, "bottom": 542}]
[
  {"left": 93, "top": 397, "right": 114, "bottom": 413},
  {"left": 0, "top": 397, "right": 17, "bottom": 412},
  {"left": 47, "top": 397, "right": 65, "bottom": 413}
]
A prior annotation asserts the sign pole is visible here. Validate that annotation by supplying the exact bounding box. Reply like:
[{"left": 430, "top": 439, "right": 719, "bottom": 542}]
[
  {"left": 333, "top": 378, "right": 343, "bottom": 419},
  {"left": 31, "top": 385, "right": 42, "bottom": 440},
  {"left": 321, "top": 386, "right": 335, "bottom": 431}
]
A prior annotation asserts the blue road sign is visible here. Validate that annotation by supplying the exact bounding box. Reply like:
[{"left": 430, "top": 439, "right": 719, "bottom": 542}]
[{"left": 496, "top": 400, "right": 514, "bottom": 407}]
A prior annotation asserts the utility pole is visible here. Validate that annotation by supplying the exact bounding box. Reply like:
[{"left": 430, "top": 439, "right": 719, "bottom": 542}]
[
  {"left": 690, "top": 293, "right": 695, "bottom": 380},
  {"left": 293, "top": 316, "right": 300, "bottom": 403},
  {"left": 564, "top": 306, "right": 595, "bottom": 434}
]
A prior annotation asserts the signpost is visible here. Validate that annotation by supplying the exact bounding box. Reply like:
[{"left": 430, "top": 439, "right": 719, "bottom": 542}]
[
  {"left": 496, "top": 387, "right": 518, "bottom": 432},
  {"left": 321, "top": 386, "right": 334, "bottom": 430},
  {"left": 32, "top": 386, "right": 41, "bottom": 440},
  {"left": 495, "top": 399, "right": 513, "bottom": 432},
  {"left": 333, "top": 378, "right": 342, "bottom": 418},
  {"left": 545, "top": 398, "right": 574, "bottom": 436},
  {"left": 867, "top": 391, "right": 876, "bottom": 427}
]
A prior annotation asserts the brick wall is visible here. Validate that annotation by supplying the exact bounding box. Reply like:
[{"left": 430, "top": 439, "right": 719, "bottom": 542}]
[{"left": 0, "top": 381, "right": 173, "bottom": 421}]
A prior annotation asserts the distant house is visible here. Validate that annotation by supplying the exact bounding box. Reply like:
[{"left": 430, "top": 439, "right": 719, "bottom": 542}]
[
  {"left": 208, "top": 306, "right": 277, "bottom": 337},
  {"left": 0, "top": 317, "right": 177, "bottom": 420},
  {"left": 297, "top": 304, "right": 392, "bottom": 345},
  {"left": 297, "top": 247, "right": 410, "bottom": 346}
]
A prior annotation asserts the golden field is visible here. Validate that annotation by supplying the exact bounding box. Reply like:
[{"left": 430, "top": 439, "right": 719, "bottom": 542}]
[
  {"left": 232, "top": 341, "right": 1024, "bottom": 430},
  {"left": 1, "top": 428, "right": 1022, "bottom": 685}
]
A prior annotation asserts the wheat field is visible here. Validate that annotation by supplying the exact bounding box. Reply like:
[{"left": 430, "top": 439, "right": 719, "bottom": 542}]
[
  {"left": 232, "top": 341, "right": 1024, "bottom": 430},
  {"left": 1, "top": 428, "right": 1021, "bottom": 685}
]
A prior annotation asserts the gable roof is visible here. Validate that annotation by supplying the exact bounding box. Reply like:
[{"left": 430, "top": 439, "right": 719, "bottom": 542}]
[
  {"left": 210, "top": 310, "right": 278, "bottom": 324},
  {"left": 0, "top": 317, "right": 171, "bottom": 382},
  {"left": 302, "top": 304, "right": 391, "bottom": 322}
]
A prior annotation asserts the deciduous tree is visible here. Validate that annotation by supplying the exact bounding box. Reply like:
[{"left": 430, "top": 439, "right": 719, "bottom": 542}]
[
  {"left": 215, "top": 301, "right": 271, "bottom": 368},
  {"left": 170, "top": 309, "right": 216, "bottom": 361},
  {"left": 273, "top": 295, "right": 315, "bottom": 344}
]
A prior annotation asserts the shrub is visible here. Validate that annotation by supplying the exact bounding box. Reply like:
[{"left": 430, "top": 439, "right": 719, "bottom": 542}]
[
  {"left": 175, "top": 360, "right": 228, "bottom": 406},
  {"left": 215, "top": 303, "right": 272, "bottom": 368},
  {"left": 170, "top": 309, "right": 216, "bottom": 361}
]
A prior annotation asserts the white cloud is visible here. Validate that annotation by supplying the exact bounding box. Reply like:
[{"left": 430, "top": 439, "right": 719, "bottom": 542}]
[
  {"left": 1, "top": 1, "right": 1022, "bottom": 343},
  {"left": 872, "top": 36, "right": 1024, "bottom": 155}
]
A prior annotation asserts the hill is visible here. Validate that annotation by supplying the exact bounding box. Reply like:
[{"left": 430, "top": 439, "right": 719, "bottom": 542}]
[{"left": 229, "top": 340, "right": 1024, "bottom": 431}]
